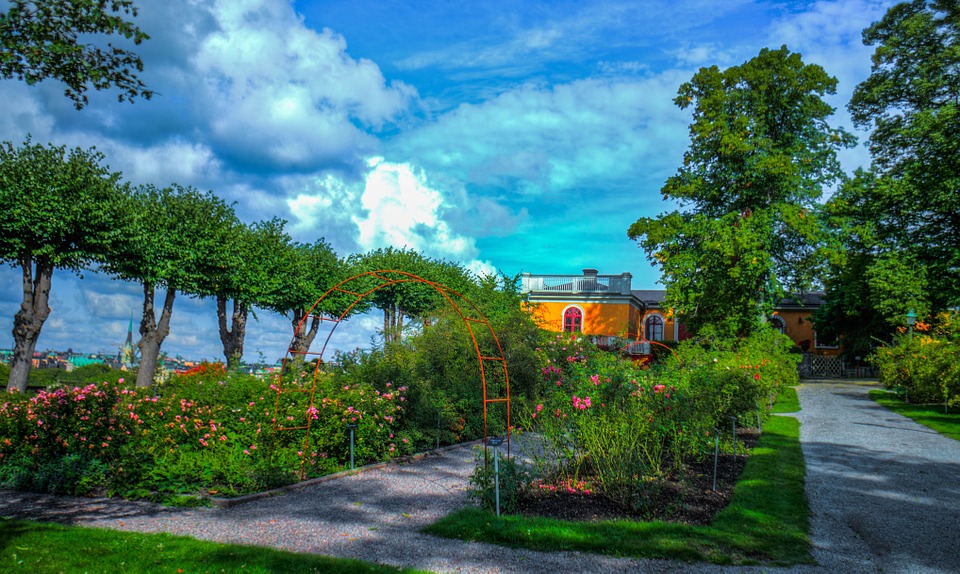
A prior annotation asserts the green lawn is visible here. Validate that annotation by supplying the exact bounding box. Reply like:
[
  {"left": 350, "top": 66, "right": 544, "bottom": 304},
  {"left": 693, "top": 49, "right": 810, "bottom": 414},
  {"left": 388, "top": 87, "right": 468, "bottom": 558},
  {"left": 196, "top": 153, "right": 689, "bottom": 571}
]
[
  {"left": 870, "top": 390, "right": 960, "bottom": 441},
  {"left": 423, "top": 414, "right": 811, "bottom": 566},
  {"left": 772, "top": 386, "right": 800, "bottom": 413},
  {"left": 0, "top": 518, "right": 421, "bottom": 574}
]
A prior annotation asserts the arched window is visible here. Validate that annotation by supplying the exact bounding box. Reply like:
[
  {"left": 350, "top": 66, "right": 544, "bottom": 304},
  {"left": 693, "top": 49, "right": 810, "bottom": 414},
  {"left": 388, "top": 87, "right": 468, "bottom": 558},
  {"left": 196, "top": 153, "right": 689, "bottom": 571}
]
[
  {"left": 563, "top": 306, "right": 583, "bottom": 333},
  {"left": 644, "top": 314, "right": 664, "bottom": 341},
  {"left": 769, "top": 315, "right": 786, "bottom": 334}
]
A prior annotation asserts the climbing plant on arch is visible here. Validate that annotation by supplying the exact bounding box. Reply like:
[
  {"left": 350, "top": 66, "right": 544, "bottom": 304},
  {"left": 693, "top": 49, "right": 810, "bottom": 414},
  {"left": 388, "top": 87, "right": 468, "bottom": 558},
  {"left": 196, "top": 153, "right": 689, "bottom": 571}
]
[{"left": 273, "top": 270, "right": 511, "bottom": 478}]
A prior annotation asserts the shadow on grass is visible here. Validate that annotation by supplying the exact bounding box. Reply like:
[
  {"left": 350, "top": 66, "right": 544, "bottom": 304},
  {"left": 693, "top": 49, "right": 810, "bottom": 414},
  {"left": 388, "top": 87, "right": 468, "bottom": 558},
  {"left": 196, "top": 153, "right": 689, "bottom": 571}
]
[
  {"left": 0, "top": 517, "right": 413, "bottom": 573},
  {"left": 869, "top": 390, "right": 960, "bottom": 441},
  {"left": 423, "top": 416, "right": 811, "bottom": 566}
]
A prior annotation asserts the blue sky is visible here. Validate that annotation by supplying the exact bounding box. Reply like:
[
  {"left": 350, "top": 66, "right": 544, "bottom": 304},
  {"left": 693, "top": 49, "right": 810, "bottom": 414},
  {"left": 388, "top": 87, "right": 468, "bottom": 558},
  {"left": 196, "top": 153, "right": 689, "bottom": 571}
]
[{"left": 0, "top": 0, "right": 895, "bottom": 362}]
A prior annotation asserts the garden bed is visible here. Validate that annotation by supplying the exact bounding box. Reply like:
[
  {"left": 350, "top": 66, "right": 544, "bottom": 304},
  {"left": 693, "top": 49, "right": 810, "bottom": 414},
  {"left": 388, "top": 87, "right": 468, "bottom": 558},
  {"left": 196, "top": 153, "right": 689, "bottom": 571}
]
[{"left": 516, "top": 429, "right": 757, "bottom": 525}]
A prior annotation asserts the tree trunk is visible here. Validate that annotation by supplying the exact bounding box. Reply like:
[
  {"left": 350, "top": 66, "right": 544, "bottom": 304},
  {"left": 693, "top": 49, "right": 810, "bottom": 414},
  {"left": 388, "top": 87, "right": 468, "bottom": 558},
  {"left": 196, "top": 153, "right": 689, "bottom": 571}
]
[
  {"left": 217, "top": 296, "right": 248, "bottom": 370},
  {"left": 136, "top": 284, "right": 176, "bottom": 388},
  {"left": 288, "top": 308, "right": 321, "bottom": 368},
  {"left": 382, "top": 304, "right": 405, "bottom": 345},
  {"left": 6, "top": 255, "right": 53, "bottom": 393}
]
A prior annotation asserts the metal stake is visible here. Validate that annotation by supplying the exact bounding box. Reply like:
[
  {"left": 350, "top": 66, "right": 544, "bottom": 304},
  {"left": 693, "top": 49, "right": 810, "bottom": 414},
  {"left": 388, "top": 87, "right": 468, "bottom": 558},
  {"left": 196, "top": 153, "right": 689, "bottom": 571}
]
[
  {"left": 487, "top": 436, "right": 505, "bottom": 517},
  {"left": 347, "top": 424, "right": 358, "bottom": 470},
  {"left": 494, "top": 446, "right": 501, "bottom": 517},
  {"left": 731, "top": 416, "right": 738, "bottom": 462},
  {"left": 712, "top": 428, "right": 719, "bottom": 492}
]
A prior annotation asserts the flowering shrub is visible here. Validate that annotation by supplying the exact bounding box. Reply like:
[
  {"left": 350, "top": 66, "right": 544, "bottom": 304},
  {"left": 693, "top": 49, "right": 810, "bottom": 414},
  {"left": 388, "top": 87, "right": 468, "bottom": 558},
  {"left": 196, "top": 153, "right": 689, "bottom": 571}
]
[
  {"left": 0, "top": 369, "right": 412, "bottom": 500},
  {"left": 510, "top": 327, "right": 796, "bottom": 512},
  {"left": 520, "top": 350, "right": 711, "bottom": 509},
  {"left": 872, "top": 329, "right": 960, "bottom": 406}
]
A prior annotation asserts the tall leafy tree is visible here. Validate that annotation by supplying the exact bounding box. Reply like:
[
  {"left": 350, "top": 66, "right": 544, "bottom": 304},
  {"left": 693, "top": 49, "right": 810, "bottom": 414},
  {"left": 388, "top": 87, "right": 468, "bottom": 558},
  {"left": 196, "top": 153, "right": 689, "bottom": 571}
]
[
  {"left": 628, "top": 46, "right": 855, "bottom": 337},
  {"left": 256, "top": 238, "right": 345, "bottom": 362},
  {"left": 0, "top": 139, "right": 126, "bottom": 392},
  {"left": 348, "top": 248, "right": 475, "bottom": 345},
  {"left": 818, "top": 169, "right": 931, "bottom": 353},
  {"left": 104, "top": 184, "right": 238, "bottom": 387},
  {"left": 841, "top": 0, "right": 960, "bottom": 312},
  {"left": 204, "top": 218, "right": 294, "bottom": 369},
  {"left": 0, "top": 0, "right": 151, "bottom": 109}
]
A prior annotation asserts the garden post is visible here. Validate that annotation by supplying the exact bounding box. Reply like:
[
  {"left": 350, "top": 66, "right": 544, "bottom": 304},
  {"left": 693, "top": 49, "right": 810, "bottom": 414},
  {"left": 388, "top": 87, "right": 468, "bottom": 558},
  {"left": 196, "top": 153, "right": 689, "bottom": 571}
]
[
  {"left": 730, "top": 416, "right": 737, "bottom": 461},
  {"left": 713, "top": 428, "right": 719, "bottom": 492},
  {"left": 488, "top": 436, "right": 505, "bottom": 517},
  {"left": 347, "top": 423, "right": 358, "bottom": 470}
]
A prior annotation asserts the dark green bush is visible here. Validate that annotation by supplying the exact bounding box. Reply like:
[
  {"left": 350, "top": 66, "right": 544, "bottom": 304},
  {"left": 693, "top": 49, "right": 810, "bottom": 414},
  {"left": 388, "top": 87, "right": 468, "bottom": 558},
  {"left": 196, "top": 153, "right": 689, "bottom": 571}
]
[{"left": 468, "top": 446, "right": 530, "bottom": 514}]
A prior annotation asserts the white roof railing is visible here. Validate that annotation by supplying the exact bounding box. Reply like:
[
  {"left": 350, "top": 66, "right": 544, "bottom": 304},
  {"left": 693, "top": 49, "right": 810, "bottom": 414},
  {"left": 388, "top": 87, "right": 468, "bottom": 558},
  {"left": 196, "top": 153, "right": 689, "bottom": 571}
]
[{"left": 521, "top": 269, "right": 633, "bottom": 295}]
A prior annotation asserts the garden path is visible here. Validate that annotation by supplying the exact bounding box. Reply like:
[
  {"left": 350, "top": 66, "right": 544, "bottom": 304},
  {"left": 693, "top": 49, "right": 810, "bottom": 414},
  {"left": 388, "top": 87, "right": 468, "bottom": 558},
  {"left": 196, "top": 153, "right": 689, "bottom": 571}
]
[
  {"left": 795, "top": 379, "right": 960, "bottom": 574},
  {"left": 2, "top": 380, "right": 959, "bottom": 573}
]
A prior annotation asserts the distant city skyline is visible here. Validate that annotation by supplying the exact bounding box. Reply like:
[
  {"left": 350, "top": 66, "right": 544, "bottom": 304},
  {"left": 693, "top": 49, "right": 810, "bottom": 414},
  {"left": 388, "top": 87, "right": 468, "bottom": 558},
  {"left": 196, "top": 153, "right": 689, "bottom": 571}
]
[{"left": 0, "top": 0, "right": 896, "bottom": 362}]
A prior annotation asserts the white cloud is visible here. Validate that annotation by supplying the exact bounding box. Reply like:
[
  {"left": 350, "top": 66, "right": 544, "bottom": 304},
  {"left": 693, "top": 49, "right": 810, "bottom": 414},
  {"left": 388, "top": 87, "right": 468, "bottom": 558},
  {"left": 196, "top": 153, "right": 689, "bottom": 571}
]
[
  {"left": 0, "top": 82, "right": 56, "bottom": 142},
  {"left": 671, "top": 43, "right": 740, "bottom": 68},
  {"left": 82, "top": 291, "right": 142, "bottom": 320},
  {"left": 392, "top": 73, "right": 692, "bottom": 197},
  {"left": 190, "top": 0, "right": 416, "bottom": 170},
  {"left": 352, "top": 158, "right": 496, "bottom": 275},
  {"left": 107, "top": 140, "right": 223, "bottom": 187},
  {"left": 285, "top": 159, "right": 499, "bottom": 275}
]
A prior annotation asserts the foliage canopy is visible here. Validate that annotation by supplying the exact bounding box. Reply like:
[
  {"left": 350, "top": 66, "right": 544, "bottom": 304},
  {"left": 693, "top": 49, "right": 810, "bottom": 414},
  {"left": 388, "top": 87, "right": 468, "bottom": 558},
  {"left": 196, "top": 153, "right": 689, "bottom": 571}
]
[
  {"left": 0, "top": 0, "right": 152, "bottom": 108},
  {"left": 629, "top": 46, "right": 854, "bottom": 337}
]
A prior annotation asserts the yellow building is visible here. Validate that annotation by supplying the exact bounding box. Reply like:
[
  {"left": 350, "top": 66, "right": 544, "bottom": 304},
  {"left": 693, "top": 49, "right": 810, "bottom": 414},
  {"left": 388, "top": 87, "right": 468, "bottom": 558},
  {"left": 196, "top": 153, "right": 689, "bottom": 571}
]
[{"left": 522, "top": 269, "right": 837, "bottom": 356}]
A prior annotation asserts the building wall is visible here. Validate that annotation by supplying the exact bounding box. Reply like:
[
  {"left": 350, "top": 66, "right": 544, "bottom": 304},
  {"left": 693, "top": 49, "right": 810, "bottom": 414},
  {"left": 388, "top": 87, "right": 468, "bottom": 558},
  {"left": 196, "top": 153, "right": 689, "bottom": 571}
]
[
  {"left": 528, "top": 298, "right": 835, "bottom": 353},
  {"left": 530, "top": 300, "right": 639, "bottom": 337},
  {"left": 773, "top": 310, "right": 839, "bottom": 355}
]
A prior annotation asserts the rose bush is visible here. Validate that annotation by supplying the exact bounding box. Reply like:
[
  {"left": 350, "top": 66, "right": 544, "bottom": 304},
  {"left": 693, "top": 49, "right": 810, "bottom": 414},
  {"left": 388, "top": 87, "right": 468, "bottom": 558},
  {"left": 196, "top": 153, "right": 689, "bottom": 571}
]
[
  {"left": 515, "top": 326, "right": 797, "bottom": 511},
  {"left": 0, "top": 366, "right": 411, "bottom": 501}
]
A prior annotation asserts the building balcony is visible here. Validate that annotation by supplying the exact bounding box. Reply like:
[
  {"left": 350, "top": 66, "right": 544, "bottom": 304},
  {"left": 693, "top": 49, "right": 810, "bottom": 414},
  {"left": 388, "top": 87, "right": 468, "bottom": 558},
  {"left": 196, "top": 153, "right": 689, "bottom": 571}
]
[{"left": 521, "top": 269, "right": 633, "bottom": 296}]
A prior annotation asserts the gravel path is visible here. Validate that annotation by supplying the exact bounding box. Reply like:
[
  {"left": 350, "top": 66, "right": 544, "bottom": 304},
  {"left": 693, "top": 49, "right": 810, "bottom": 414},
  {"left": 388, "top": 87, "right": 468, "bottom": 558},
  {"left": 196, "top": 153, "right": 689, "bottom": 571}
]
[
  {"left": 796, "top": 380, "right": 960, "bottom": 574},
  {"left": 2, "top": 380, "right": 959, "bottom": 573}
]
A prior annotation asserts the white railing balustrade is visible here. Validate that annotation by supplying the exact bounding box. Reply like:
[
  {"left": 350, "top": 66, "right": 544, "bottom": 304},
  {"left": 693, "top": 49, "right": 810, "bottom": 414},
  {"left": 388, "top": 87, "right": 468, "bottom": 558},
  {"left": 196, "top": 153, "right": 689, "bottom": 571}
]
[{"left": 521, "top": 271, "right": 632, "bottom": 295}]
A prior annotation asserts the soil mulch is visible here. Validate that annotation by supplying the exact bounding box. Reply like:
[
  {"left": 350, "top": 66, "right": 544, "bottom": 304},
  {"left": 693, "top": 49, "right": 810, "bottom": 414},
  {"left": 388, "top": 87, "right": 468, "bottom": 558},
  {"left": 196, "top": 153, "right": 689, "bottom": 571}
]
[{"left": 516, "top": 428, "right": 758, "bottom": 525}]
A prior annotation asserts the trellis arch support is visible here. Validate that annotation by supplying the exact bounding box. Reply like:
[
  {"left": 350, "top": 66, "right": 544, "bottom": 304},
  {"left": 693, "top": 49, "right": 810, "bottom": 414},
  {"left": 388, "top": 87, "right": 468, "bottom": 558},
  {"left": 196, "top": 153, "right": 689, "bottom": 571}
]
[{"left": 274, "top": 270, "right": 511, "bottom": 478}]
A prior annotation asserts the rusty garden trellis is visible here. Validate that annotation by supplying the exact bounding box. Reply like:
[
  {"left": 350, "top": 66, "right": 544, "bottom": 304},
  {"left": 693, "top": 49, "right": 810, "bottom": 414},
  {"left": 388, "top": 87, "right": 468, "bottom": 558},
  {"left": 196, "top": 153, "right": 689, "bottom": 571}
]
[{"left": 273, "top": 270, "right": 511, "bottom": 479}]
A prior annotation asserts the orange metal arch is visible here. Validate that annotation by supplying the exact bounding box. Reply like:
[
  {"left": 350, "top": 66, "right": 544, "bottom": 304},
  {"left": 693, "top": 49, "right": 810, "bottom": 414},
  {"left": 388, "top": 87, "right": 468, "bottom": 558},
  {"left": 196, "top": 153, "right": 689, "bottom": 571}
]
[{"left": 273, "top": 270, "right": 511, "bottom": 478}]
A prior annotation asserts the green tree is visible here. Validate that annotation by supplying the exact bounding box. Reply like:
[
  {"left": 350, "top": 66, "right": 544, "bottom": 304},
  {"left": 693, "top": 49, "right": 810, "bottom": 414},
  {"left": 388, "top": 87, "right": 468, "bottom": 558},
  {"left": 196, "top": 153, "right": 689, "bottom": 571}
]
[
  {"left": 205, "top": 218, "right": 301, "bottom": 370},
  {"left": 0, "top": 139, "right": 127, "bottom": 392},
  {"left": 0, "top": 0, "right": 151, "bottom": 109},
  {"left": 347, "top": 248, "right": 475, "bottom": 345},
  {"left": 818, "top": 170, "right": 932, "bottom": 352},
  {"left": 261, "top": 238, "right": 345, "bottom": 364},
  {"left": 103, "top": 184, "right": 239, "bottom": 387},
  {"left": 628, "top": 46, "right": 855, "bottom": 337},
  {"left": 844, "top": 0, "right": 960, "bottom": 311}
]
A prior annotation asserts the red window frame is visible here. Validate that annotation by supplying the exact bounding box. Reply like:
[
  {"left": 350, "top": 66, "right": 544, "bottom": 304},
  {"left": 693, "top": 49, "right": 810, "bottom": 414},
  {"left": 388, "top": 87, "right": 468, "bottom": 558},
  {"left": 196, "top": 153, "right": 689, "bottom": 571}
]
[{"left": 563, "top": 307, "right": 583, "bottom": 333}]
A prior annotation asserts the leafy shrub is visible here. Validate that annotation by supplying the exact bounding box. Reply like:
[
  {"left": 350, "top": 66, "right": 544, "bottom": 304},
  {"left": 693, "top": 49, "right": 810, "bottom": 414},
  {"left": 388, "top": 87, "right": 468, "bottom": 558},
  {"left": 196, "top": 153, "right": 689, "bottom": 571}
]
[
  {"left": 468, "top": 446, "right": 530, "bottom": 514},
  {"left": 872, "top": 331, "right": 960, "bottom": 405},
  {"left": 511, "top": 327, "right": 797, "bottom": 512}
]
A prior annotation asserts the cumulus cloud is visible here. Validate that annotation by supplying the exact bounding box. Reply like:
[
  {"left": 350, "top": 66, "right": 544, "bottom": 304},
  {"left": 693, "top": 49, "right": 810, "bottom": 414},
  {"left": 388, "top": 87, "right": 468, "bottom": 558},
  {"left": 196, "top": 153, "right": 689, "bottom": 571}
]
[
  {"left": 285, "top": 156, "right": 499, "bottom": 275},
  {"left": 391, "top": 73, "right": 692, "bottom": 198},
  {"left": 190, "top": 0, "right": 416, "bottom": 172}
]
